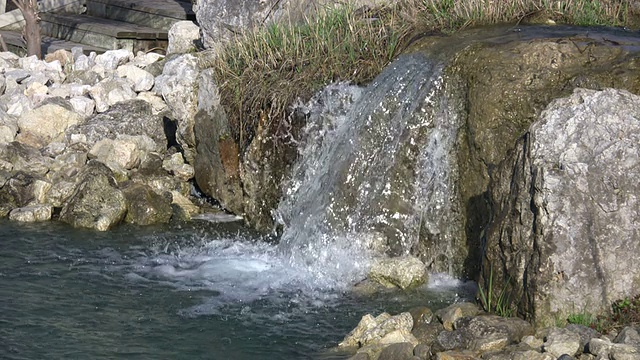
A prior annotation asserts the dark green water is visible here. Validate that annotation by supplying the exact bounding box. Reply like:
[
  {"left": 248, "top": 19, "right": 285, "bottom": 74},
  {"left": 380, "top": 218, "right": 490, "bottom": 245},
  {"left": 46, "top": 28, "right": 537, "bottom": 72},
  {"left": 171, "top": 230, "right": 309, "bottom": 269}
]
[{"left": 0, "top": 220, "right": 473, "bottom": 359}]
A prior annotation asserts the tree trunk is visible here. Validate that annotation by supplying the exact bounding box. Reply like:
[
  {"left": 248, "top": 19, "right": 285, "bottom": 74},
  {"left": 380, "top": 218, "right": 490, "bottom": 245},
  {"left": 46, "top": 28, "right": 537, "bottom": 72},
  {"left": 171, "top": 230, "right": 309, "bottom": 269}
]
[{"left": 11, "top": 0, "right": 41, "bottom": 59}]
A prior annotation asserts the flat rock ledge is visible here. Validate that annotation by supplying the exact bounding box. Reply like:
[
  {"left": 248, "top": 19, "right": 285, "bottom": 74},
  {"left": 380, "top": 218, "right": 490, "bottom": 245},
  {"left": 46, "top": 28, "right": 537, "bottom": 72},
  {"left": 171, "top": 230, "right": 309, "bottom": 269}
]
[{"left": 337, "top": 302, "right": 640, "bottom": 360}]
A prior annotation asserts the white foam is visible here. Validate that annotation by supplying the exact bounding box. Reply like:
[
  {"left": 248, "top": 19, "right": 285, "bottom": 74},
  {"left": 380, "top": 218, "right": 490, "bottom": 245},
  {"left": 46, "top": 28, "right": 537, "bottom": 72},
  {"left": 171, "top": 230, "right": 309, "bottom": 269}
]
[{"left": 192, "top": 213, "right": 244, "bottom": 223}]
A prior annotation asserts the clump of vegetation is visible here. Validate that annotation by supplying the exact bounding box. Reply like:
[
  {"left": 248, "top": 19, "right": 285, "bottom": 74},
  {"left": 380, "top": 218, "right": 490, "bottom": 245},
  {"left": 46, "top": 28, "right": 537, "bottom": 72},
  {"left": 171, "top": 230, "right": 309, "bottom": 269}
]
[
  {"left": 205, "top": 0, "right": 638, "bottom": 149},
  {"left": 204, "top": 3, "right": 412, "bottom": 149},
  {"left": 477, "top": 266, "right": 515, "bottom": 317},
  {"left": 566, "top": 294, "right": 640, "bottom": 333}
]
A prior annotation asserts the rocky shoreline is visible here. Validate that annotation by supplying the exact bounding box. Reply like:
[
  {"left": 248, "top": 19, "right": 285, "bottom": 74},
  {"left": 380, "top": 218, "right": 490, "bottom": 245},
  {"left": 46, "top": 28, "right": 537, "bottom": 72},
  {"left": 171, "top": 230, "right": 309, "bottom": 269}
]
[
  {"left": 0, "top": 23, "right": 212, "bottom": 230},
  {"left": 338, "top": 302, "right": 640, "bottom": 360}
]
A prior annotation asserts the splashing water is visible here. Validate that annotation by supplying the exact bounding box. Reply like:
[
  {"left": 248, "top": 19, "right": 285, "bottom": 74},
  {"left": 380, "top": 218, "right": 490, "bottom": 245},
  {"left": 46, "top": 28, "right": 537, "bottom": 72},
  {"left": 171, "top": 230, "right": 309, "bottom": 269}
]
[{"left": 274, "top": 52, "right": 465, "bottom": 284}]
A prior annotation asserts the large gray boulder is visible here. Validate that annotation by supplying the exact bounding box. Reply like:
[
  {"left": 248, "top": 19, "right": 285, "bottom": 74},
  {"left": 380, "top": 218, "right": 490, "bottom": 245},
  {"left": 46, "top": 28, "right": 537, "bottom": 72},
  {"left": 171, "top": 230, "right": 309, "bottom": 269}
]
[
  {"left": 66, "top": 100, "right": 166, "bottom": 149},
  {"left": 484, "top": 88, "right": 640, "bottom": 326},
  {"left": 59, "top": 161, "right": 127, "bottom": 231}
]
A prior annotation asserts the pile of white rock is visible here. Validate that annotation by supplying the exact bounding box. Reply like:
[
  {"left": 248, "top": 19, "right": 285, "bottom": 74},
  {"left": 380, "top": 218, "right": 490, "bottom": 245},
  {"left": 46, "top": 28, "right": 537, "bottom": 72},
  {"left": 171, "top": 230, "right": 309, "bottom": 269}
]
[{"left": 0, "top": 41, "right": 204, "bottom": 230}]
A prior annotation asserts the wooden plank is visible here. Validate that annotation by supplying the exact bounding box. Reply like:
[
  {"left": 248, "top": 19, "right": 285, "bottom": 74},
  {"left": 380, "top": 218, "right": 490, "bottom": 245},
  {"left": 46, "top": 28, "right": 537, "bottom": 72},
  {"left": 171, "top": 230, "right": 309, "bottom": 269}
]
[{"left": 0, "top": 9, "right": 22, "bottom": 29}]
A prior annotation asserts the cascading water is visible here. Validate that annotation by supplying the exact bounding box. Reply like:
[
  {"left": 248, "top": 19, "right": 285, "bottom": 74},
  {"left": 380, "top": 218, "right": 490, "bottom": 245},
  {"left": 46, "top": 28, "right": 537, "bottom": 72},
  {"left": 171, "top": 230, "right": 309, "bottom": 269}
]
[{"left": 275, "top": 52, "right": 466, "bottom": 285}]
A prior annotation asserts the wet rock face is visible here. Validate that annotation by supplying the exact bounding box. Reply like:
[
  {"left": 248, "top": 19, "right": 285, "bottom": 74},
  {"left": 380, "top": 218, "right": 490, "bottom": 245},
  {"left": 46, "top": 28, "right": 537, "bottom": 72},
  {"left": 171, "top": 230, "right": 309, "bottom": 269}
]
[
  {"left": 193, "top": 68, "right": 244, "bottom": 215},
  {"left": 484, "top": 88, "right": 640, "bottom": 326}
]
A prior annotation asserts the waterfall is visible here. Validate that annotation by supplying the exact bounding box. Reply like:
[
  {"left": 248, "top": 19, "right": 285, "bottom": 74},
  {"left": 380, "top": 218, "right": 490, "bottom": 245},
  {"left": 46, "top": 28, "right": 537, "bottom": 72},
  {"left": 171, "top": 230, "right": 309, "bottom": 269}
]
[{"left": 274, "top": 53, "right": 465, "bottom": 288}]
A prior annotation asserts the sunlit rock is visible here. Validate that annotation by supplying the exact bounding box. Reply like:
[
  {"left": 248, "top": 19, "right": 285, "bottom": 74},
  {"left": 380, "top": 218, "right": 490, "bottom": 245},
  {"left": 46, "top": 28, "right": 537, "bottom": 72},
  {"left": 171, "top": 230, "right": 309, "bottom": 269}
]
[
  {"left": 154, "top": 53, "right": 199, "bottom": 163},
  {"left": 484, "top": 88, "right": 640, "bottom": 326},
  {"left": 9, "top": 204, "right": 52, "bottom": 222},
  {"left": 167, "top": 21, "right": 200, "bottom": 55},
  {"left": 368, "top": 256, "right": 428, "bottom": 290},
  {"left": 16, "top": 98, "right": 82, "bottom": 148}
]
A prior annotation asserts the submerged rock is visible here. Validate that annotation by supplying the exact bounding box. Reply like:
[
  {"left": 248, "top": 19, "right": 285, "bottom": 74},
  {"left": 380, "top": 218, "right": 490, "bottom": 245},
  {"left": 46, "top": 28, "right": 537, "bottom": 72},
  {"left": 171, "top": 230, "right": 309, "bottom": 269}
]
[{"left": 484, "top": 88, "right": 640, "bottom": 326}]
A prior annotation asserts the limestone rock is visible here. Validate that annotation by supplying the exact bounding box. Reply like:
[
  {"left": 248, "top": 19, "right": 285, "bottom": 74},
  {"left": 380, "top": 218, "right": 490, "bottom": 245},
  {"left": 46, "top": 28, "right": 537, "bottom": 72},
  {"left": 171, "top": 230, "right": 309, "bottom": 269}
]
[
  {"left": 94, "top": 49, "right": 133, "bottom": 70},
  {"left": 45, "top": 49, "right": 74, "bottom": 68},
  {"left": 0, "top": 122, "right": 17, "bottom": 144},
  {"left": 615, "top": 327, "right": 640, "bottom": 347},
  {"left": 67, "top": 69, "right": 101, "bottom": 86},
  {"left": 123, "top": 183, "right": 172, "bottom": 225},
  {"left": 167, "top": 21, "right": 200, "bottom": 55},
  {"left": 9, "top": 205, "right": 52, "bottom": 222},
  {"left": 67, "top": 100, "right": 165, "bottom": 149},
  {"left": 5, "top": 93, "right": 32, "bottom": 117},
  {"left": 49, "top": 83, "right": 92, "bottom": 98},
  {"left": 116, "top": 64, "right": 154, "bottom": 92},
  {"left": 155, "top": 54, "right": 199, "bottom": 162},
  {"left": 369, "top": 256, "right": 428, "bottom": 290},
  {"left": 89, "top": 77, "right": 137, "bottom": 113},
  {"left": 543, "top": 327, "right": 581, "bottom": 358},
  {"left": 136, "top": 91, "right": 167, "bottom": 114},
  {"left": 377, "top": 342, "right": 415, "bottom": 360},
  {"left": 162, "top": 152, "right": 194, "bottom": 181},
  {"left": 89, "top": 138, "right": 141, "bottom": 170},
  {"left": 43, "top": 180, "right": 76, "bottom": 208},
  {"left": 484, "top": 88, "right": 640, "bottom": 326},
  {"left": 69, "top": 96, "right": 95, "bottom": 117},
  {"left": 73, "top": 52, "right": 96, "bottom": 72},
  {"left": 0, "top": 141, "right": 51, "bottom": 176},
  {"left": 0, "top": 172, "right": 39, "bottom": 216},
  {"left": 340, "top": 312, "right": 416, "bottom": 349},
  {"left": 170, "top": 190, "right": 200, "bottom": 216},
  {"left": 131, "top": 52, "right": 164, "bottom": 69},
  {"left": 16, "top": 98, "right": 83, "bottom": 148},
  {"left": 436, "top": 303, "right": 481, "bottom": 331},
  {"left": 435, "top": 315, "right": 533, "bottom": 353},
  {"left": 59, "top": 161, "right": 127, "bottom": 231}
]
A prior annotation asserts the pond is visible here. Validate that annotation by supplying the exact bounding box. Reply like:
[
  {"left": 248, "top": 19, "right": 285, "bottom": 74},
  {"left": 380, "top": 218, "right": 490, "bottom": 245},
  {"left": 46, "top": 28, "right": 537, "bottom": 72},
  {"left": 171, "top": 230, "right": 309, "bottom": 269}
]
[{"left": 0, "top": 219, "right": 473, "bottom": 359}]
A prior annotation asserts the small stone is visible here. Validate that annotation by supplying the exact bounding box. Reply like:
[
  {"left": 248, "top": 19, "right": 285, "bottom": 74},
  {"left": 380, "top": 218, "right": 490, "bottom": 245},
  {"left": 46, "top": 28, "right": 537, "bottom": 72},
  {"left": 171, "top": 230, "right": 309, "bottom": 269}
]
[
  {"left": 89, "top": 77, "right": 137, "bottom": 113},
  {"left": 615, "top": 327, "right": 640, "bottom": 346},
  {"left": 167, "top": 21, "right": 201, "bottom": 55},
  {"left": 9, "top": 205, "right": 52, "bottom": 222},
  {"left": 69, "top": 96, "right": 95, "bottom": 117},
  {"left": 116, "top": 64, "right": 154, "bottom": 92},
  {"left": 543, "top": 328, "right": 581, "bottom": 358},
  {"left": 95, "top": 49, "right": 133, "bottom": 70}
]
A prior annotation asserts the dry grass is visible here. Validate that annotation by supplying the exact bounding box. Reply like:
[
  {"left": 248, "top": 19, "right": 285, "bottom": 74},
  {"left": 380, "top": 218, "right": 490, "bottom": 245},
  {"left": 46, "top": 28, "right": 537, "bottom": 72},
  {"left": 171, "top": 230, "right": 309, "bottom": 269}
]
[
  {"left": 202, "top": 0, "right": 638, "bottom": 150},
  {"left": 415, "top": 0, "right": 634, "bottom": 30}
]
